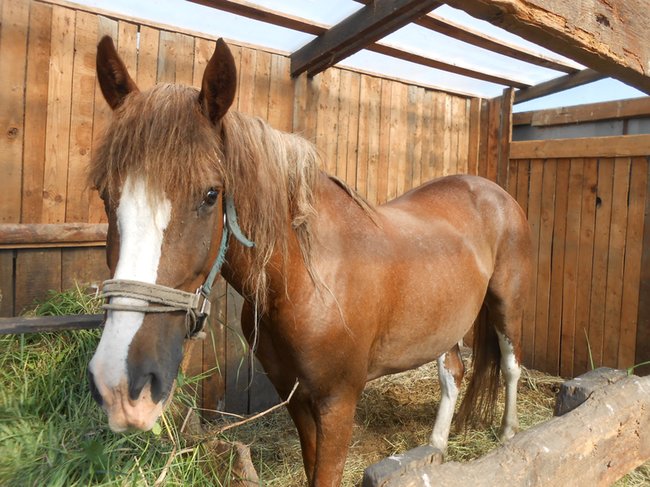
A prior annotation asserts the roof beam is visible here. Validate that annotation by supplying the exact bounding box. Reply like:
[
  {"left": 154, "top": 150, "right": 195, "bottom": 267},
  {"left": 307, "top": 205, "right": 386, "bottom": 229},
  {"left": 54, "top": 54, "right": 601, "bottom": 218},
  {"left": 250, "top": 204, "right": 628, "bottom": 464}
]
[
  {"left": 442, "top": 0, "right": 650, "bottom": 94},
  {"left": 514, "top": 69, "right": 605, "bottom": 104},
  {"left": 290, "top": 0, "right": 443, "bottom": 77},
  {"left": 192, "top": 0, "right": 529, "bottom": 87}
]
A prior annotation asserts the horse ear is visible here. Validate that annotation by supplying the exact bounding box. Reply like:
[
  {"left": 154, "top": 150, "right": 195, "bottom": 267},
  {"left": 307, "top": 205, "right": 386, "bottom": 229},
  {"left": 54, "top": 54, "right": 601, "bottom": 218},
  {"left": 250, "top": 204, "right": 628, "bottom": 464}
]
[
  {"left": 96, "top": 36, "right": 139, "bottom": 110},
  {"left": 198, "top": 38, "right": 237, "bottom": 124}
]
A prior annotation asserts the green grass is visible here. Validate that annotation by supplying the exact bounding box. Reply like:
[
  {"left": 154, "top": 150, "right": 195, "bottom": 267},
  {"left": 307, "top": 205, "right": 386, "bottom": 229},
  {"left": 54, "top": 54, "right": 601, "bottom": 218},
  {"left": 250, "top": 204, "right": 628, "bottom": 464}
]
[{"left": 0, "top": 285, "right": 223, "bottom": 486}]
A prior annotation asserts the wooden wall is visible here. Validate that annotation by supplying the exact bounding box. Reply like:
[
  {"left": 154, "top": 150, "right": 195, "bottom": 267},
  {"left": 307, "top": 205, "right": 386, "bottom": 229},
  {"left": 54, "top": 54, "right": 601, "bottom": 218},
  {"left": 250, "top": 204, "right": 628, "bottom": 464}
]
[
  {"left": 508, "top": 102, "right": 650, "bottom": 377},
  {"left": 0, "top": 0, "right": 479, "bottom": 413}
]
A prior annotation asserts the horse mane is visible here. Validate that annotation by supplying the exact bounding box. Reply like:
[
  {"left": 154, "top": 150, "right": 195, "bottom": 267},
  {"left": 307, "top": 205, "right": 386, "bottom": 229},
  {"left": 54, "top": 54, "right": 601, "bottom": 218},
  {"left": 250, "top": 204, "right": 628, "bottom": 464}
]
[{"left": 90, "top": 83, "right": 375, "bottom": 311}]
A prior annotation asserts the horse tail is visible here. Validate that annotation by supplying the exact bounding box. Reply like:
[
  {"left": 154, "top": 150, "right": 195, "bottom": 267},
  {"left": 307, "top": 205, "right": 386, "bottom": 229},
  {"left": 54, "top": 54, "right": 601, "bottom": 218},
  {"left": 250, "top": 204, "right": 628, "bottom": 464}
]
[{"left": 455, "top": 304, "right": 501, "bottom": 431}]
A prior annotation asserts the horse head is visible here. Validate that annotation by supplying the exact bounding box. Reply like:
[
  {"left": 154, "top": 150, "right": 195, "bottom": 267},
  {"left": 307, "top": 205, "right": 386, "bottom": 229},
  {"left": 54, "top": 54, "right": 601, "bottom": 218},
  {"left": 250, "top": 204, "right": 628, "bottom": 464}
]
[{"left": 87, "top": 36, "right": 237, "bottom": 432}]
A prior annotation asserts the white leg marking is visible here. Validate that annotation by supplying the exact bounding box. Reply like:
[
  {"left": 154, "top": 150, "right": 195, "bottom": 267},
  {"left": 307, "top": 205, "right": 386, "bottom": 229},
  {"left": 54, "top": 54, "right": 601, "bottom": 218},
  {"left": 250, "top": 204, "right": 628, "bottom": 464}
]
[
  {"left": 496, "top": 330, "right": 521, "bottom": 441},
  {"left": 89, "top": 176, "right": 172, "bottom": 390},
  {"left": 429, "top": 353, "right": 459, "bottom": 451}
]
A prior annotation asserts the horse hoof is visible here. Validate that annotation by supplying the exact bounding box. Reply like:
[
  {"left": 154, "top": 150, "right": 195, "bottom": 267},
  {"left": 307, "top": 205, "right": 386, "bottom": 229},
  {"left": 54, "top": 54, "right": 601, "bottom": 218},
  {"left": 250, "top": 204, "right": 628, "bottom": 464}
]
[{"left": 498, "top": 425, "right": 519, "bottom": 443}]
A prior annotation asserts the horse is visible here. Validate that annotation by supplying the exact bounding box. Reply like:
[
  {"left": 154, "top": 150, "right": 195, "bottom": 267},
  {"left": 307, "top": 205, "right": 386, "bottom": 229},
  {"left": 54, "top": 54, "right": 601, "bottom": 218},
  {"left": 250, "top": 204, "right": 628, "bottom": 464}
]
[{"left": 87, "top": 35, "right": 533, "bottom": 486}]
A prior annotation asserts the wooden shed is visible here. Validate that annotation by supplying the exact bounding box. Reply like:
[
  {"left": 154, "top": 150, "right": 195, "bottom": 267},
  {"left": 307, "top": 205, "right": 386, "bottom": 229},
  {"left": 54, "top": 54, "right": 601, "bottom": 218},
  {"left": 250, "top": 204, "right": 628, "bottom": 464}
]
[{"left": 0, "top": 0, "right": 648, "bottom": 415}]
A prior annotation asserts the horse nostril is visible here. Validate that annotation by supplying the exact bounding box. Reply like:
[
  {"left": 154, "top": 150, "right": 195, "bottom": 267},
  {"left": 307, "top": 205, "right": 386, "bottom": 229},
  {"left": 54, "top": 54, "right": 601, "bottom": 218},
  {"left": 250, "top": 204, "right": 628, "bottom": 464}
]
[
  {"left": 87, "top": 369, "right": 103, "bottom": 406},
  {"left": 128, "top": 370, "right": 169, "bottom": 403}
]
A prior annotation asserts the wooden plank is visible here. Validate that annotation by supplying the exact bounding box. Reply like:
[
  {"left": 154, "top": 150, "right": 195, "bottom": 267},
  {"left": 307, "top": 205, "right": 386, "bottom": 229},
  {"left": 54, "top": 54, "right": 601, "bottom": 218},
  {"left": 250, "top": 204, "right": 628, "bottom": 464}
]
[
  {"left": 268, "top": 54, "right": 293, "bottom": 133},
  {"left": 336, "top": 70, "right": 353, "bottom": 180},
  {"left": 0, "top": 0, "right": 29, "bottom": 223},
  {"left": 376, "top": 79, "right": 392, "bottom": 203},
  {"left": 61, "top": 247, "right": 108, "bottom": 290},
  {"left": 477, "top": 99, "right": 490, "bottom": 179},
  {"left": 510, "top": 134, "right": 650, "bottom": 160},
  {"left": 390, "top": 82, "right": 408, "bottom": 198},
  {"left": 514, "top": 69, "right": 604, "bottom": 105},
  {"left": 0, "top": 314, "right": 103, "bottom": 334},
  {"left": 22, "top": 1, "right": 52, "bottom": 224},
  {"left": 291, "top": 72, "right": 308, "bottom": 135},
  {"left": 345, "top": 72, "right": 361, "bottom": 188},
  {"left": 65, "top": 10, "right": 97, "bottom": 223},
  {"left": 546, "top": 160, "right": 569, "bottom": 375},
  {"left": 0, "top": 250, "right": 15, "bottom": 317},
  {"left": 407, "top": 85, "right": 424, "bottom": 188},
  {"left": 497, "top": 89, "right": 515, "bottom": 188},
  {"left": 252, "top": 49, "right": 271, "bottom": 120},
  {"left": 485, "top": 97, "right": 500, "bottom": 183},
  {"left": 201, "top": 275, "right": 228, "bottom": 419},
  {"left": 444, "top": 0, "right": 650, "bottom": 94},
  {"left": 559, "top": 158, "right": 584, "bottom": 378},
  {"left": 117, "top": 21, "right": 138, "bottom": 79},
  {"left": 514, "top": 97, "right": 650, "bottom": 128},
  {"left": 441, "top": 95, "right": 454, "bottom": 177},
  {"left": 14, "top": 249, "right": 61, "bottom": 314},
  {"left": 237, "top": 45, "right": 256, "bottom": 114},
  {"left": 431, "top": 92, "right": 446, "bottom": 179},
  {"left": 290, "top": 0, "right": 443, "bottom": 77},
  {"left": 467, "top": 98, "right": 481, "bottom": 176},
  {"left": 414, "top": 11, "right": 578, "bottom": 73},
  {"left": 514, "top": 159, "right": 529, "bottom": 215},
  {"left": 0, "top": 223, "right": 107, "bottom": 247},
  {"left": 355, "top": 75, "right": 371, "bottom": 198},
  {"left": 522, "top": 159, "right": 543, "bottom": 367},
  {"left": 602, "top": 158, "right": 631, "bottom": 367},
  {"left": 174, "top": 33, "right": 194, "bottom": 86},
  {"left": 315, "top": 69, "right": 340, "bottom": 176},
  {"left": 42, "top": 5, "right": 75, "bottom": 224},
  {"left": 363, "top": 75, "right": 382, "bottom": 204},
  {"left": 618, "top": 157, "right": 648, "bottom": 369},
  {"left": 573, "top": 158, "right": 598, "bottom": 375},
  {"left": 636, "top": 157, "right": 650, "bottom": 375},
  {"left": 533, "top": 159, "right": 557, "bottom": 372},
  {"left": 192, "top": 37, "right": 215, "bottom": 91},
  {"left": 420, "top": 89, "right": 435, "bottom": 183},
  {"left": 136, "top": 25, "right": 160, "bottom": 90},
  {"left": 456, "top": 99, "right": 470, "bottom": 175},
  {"left": 224, "top": 286, "right": 248, "bottom": 414},
  {"left": 588, "top": 158, "right": 615, "bottom": 368},
  {"left": 157, "top": 30, "right": 177, "bottom": 83}
]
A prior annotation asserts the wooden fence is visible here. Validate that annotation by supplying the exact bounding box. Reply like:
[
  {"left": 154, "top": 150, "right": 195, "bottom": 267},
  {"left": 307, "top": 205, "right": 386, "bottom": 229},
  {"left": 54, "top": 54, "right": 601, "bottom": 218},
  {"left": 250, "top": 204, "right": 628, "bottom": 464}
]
[
  {"left": 0, "top": 0, "right": 479, "bottom": 414},
  {"left": 508, "top": 115, "right": 650, "bottom": 377}
]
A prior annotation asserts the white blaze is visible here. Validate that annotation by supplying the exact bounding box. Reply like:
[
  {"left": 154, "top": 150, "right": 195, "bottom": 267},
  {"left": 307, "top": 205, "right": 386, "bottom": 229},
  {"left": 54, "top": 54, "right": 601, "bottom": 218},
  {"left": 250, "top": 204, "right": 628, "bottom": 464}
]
[{"left": 89, "top": 176, "right": 172, "bottom": 390}]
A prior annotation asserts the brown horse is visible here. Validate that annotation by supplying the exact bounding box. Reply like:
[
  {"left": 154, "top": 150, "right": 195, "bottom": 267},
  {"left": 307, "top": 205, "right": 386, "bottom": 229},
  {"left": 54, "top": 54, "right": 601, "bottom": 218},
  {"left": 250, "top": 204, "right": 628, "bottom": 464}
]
[{"left": 88, "top": 36, "right": 532, "bottom": 486}]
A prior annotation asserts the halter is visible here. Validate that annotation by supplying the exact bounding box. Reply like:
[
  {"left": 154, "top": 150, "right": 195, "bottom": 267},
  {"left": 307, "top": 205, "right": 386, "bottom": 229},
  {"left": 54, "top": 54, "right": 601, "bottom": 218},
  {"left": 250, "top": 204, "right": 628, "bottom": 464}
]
[{"left": 100, "top": 194, "right": 255, "bottom": 339}]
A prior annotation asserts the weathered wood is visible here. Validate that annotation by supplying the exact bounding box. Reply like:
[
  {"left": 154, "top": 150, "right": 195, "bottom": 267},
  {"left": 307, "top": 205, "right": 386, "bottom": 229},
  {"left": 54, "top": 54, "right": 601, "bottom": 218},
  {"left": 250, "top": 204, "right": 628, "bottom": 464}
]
[
  {"left": 514, "top": 69, "right": 604, "bottom": 104},
  {"left": 0, "top": 314, "right": 104, "bottom": 334},
  {"left": 444, "top": 0, "right": 650, "bottom": 95},
  {"left": 513, "top": 96, "right": 650, "bottom": 127},
  {"left": 510, "top": 134, "right": 650, "bottom": 159},
  {"left": 554, "top": 367, "right": 627, "bottom": 416},
  {"left": 290, "top": 0, "right": 442, "bottom": 77},
  {"left": 369, "top": 375, "right": 650, "bottom": 487},
  {"left": 0, "top": 223, "right": 108, "bottom": 248},
  {"left": 635, "top": 156, "right": 650, "bottom": 376}
]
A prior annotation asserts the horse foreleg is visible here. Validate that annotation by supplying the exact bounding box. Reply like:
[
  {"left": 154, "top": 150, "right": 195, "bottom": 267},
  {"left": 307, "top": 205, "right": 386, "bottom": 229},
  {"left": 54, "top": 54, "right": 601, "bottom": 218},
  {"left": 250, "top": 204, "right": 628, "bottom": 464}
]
[
  {"left": 429, "top": 344, "right": 464, "bottom": 452},
  {"left": 286, "top": 393, "right": 318, "bottom": 484},
  {"left": 311, "top": 390, "right": 359, "bottom": 486}
]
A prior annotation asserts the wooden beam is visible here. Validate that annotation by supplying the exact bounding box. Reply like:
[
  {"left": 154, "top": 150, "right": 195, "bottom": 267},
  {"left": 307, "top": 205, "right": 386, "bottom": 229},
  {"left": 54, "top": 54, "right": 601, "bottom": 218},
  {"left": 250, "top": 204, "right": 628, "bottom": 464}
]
[
  {"left": 513, "top": 96, "right": 650, "bottom": 127},
  {"left": 291, "top": 0, "right": 443, "bottom": 77},
  {"left": 192, "top": 0, "right": 527, "bottom": 87},
  {"left": 188, "top": 0, "right": 325, "bottom": 36},
  {"left": 0, "top": 314, "right": 104, "bottom": 334},
  {"left": 367, "top": 43, "right": 529, "bottom": 88},
  {"left": 514, "top": 69, "right": 605, "bottom": 104},
  {"left": 0, "top": 223, "right": 108, "bottom": 249},
  {"left": 443, "top": 0, "right": 650, "bottom": 95},
  {"left": 510, "top": 134, "right": 650, "bottom": 159}
]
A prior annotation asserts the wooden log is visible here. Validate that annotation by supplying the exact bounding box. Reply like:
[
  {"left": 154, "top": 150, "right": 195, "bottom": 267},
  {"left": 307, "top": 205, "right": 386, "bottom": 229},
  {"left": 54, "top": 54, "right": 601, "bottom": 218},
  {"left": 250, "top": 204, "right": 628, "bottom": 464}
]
[
  {"left": 0, "top": 314, "right": 104, "bottom": 334},
  {"left": 0, "top": 223, "right": 108, "bottom": 249},
  {"left": 366, "top": 374, "right": 650, "bottom": 487}
]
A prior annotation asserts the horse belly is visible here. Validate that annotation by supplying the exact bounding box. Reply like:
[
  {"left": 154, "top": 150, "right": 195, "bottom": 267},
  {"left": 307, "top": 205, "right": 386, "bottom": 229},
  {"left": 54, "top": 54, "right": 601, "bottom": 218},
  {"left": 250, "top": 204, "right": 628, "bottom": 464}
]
[{"left": 366, "top": 272, "right": 487, "bottom": 380}]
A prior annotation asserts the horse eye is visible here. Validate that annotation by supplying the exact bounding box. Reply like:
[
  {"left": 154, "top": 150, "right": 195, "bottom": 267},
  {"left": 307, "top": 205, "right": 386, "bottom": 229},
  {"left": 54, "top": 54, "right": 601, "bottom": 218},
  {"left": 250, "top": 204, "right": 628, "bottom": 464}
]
[{"left": 203, "top": 188, "right": 219, "bottom": 207}]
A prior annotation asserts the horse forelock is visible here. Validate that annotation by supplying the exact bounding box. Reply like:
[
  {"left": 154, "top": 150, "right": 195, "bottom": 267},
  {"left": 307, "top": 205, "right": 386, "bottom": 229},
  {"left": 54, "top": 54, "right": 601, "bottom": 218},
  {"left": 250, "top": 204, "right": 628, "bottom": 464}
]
[{"left": 90, "top": 84, "right": 226, "bottom": 205}]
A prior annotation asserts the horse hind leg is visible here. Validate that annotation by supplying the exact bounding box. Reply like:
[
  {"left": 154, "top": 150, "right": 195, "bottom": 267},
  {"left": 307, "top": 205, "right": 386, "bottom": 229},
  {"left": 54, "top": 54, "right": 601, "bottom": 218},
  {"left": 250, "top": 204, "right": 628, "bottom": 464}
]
[
  {"left": 429, "top": 344, "right": 464, "bottom": 451},
  {"left": 485, "top": 283, "right": 524, "bottom": 442}
]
